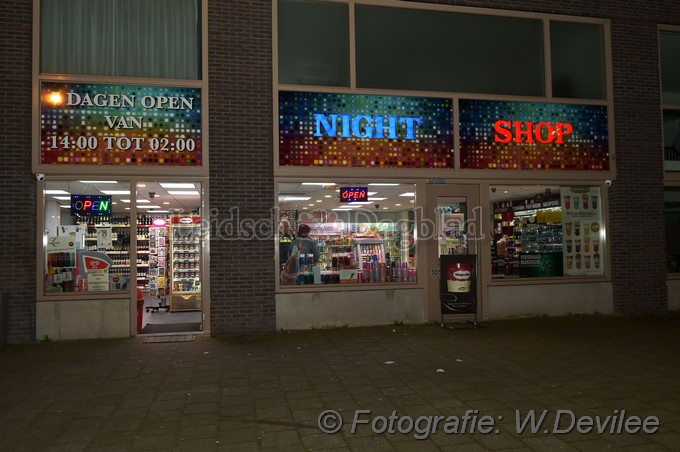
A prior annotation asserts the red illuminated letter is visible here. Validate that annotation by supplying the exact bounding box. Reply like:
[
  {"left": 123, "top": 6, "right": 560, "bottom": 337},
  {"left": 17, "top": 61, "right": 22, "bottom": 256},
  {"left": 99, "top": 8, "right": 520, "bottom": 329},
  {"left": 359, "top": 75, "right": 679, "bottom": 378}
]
[
  {"left": 494, "top": 120, "right": 513, "bottom": 143},
  {"left": 555, "top": 122, "right": 573, "bottom": 144},
  {"left": 83, "top": 200, "right": 92, "bottom": 211},
  {"left": 514, "top": 121, "right": 534, "bottom": 143},
  {"left": 534, "top": 122, "right": 555, "bottom": 144}
]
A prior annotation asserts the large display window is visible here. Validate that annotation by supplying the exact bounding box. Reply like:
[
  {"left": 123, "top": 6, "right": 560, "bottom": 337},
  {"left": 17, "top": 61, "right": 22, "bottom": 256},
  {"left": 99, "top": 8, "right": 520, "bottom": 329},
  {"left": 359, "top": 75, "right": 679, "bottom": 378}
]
[
  {"left": 41, "top": 180, "right": 205, "bottom": 299},
  {"left": 278, "top": 182, "right": 417, "bottom": 286},
  {"left": 491, "top": 185, "right": 605, "bottom": 279}
]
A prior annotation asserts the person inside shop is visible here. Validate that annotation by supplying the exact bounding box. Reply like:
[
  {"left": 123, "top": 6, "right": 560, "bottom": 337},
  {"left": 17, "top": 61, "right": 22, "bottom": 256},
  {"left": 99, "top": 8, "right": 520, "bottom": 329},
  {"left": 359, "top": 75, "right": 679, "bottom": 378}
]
[
  {"left": 279, "top": 218, "right": 295, "bottom": 267},
  {"left": 288, "top": 223, "right": 320, "bottom": 264}
]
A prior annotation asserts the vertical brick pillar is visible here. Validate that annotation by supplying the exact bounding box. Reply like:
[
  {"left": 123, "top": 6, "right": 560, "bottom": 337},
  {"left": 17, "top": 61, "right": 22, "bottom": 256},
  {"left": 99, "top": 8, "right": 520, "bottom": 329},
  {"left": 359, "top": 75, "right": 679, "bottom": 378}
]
[
  {"left": 0, "top": 0, "right": 36, "bottom": 342},
  {"left": 609, "top": 20, "right": 667, "bottom": 314},
  {"left": 208, "top": 0, "right": 276, "bottom": 334}
]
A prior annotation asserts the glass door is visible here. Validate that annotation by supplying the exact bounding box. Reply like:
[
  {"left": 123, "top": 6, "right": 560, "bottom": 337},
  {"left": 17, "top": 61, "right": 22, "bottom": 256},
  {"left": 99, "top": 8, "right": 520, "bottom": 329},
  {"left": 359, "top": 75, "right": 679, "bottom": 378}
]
[{"left": 425, "top": 185, "right": 481, "bottom": 321}]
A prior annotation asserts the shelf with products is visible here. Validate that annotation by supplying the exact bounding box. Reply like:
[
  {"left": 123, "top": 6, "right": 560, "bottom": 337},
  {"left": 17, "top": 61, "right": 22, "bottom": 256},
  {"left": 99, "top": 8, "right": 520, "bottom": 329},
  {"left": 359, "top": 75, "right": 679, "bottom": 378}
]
[{"left": 169, "top": 215, "right": 202, "bottom": 311}]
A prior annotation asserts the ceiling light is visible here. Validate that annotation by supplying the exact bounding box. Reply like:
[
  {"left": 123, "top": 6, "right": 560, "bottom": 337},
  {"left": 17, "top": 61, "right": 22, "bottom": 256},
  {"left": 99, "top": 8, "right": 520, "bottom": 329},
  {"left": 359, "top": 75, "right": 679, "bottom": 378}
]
[
  {"left": 368, "top": 183, "right": 399, "bottom": 186},
  {"left": 301, "top": 182, "right": 334, "bottom": 186},
  {"left": 101, "top": 190, "right": 130, "bottom": 195},
  {"left": 125, "top": 207, "right": 130, "bottom": 210},
  {"left": 79, "top": 180, "right": 118, "bottom": 184},
  {"left": 160, "top": 183, "right": 195, "bottom": 189},
  {"left": 316, "top": 200, "right": 323, "bottom": 203},
  {"left": 112, "top": 202, "right": 117, "bottom": 205},
  {"left": 368, "top": 192, "right": 377, "bottom": 196},
  {"left": 167, "top": 190, "right": 199, "bottom": 196},
  {"left": 59, "top": 205, "right": 70, "bottom": 208},
  {"left": 163, "top": 202, "right": 170, "bottom": 205},
  {"left": 302, "top": 207, "right": 308, "bottom": 210},
  {"left": 137, "top": 184, "right": 146, "bottom": 188},
  {"left": 148, "top": 210, "right": 170, "bottom": 213},
  {"left": 369, "top": 197, "right": 387, "bottom": 201},
  {"left": 308, "top": 203, "right": 315, "bottom": 206},
  {"left": 45, "top": 190, "right": 70, "bottom": 195},
  {"left": 136, "top": 200, "right": 150, "bottom": 203},
  {"left": 395, "top": 203, "right": 402, "bottom": 207},
  {"left": 399, "top": 192, "right": 416, "bottom": 197},
  {"left": 137, "top": 205, "right": 161, "bottom": 209},
  {"left": 52, "top": 196, "right": 70, "bottom": 200},
  {"left": 382, "top": 207, "right": 389, "bottom": 210},
  {"left": 324, "top": 195, "right": 332, "bottom": 198},
  {"left": 279, "top": 196, "right": 311, "bottom": 201}
]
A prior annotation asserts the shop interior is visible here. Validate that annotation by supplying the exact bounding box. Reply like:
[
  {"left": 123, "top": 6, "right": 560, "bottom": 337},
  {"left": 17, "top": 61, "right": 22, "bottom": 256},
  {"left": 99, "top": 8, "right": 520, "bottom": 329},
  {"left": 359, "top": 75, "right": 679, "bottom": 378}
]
[
  {"left": 43, "top": 180, "right": 203, "bottom": 334},
  {"left": 490, "top": 185, "right": 565, "bottom": 278},
  {"left": 278, "top": 182, "right": 417, "bottom": 285}
]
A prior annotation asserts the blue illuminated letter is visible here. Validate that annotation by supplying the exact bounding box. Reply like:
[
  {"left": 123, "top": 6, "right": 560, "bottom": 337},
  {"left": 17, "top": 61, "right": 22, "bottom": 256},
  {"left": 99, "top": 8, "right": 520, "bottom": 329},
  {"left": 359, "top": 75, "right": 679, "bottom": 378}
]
[
  {"left": 373, "top": 116, "right": 398, "bottom": 139},
  {"left": 313, "top": 113, "right": 338, "bottom": 137}
]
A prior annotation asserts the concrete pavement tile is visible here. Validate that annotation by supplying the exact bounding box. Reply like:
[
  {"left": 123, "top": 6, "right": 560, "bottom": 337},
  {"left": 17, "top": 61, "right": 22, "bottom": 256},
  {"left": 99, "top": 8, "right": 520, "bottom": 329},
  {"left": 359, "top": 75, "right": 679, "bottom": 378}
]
[
  {"left": 301, "top": 432, "right": 349, "bottom": 449},
  {"left": 519, "top": 435, "right": 580, "bottom": 451},
  {"left": 219, "top": 404, "right": 256, "bottom": 417},
  {"left": 216, "top": 440, "right": 260, "bottom": 451},
  {"left": 179, "top": 412, "right": 219, "bottom": 426},
  {"left": 343, "top": 434, "right": 395, "bottom": 451},
  {"left": 255, "top": 405, "right": 292, "bottom": 420},
  {"left": 172, "top": 437, "right": 219, "bottom": 452},
  {"left": 259, "top": 428, "right": 302, "bottom": 448},
  {"left": 131, "top": 434, "right": 176, "bottom": 451}
]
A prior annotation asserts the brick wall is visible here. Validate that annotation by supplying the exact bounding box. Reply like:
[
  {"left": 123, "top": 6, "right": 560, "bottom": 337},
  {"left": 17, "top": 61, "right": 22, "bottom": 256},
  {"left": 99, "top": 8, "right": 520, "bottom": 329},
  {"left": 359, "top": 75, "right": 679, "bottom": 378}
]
[
  {"left": 0, "top": 0, "right": 35, "bottom": 343},
  {"left": 207, "top": 0, "right": 276, "bottom": 334}
]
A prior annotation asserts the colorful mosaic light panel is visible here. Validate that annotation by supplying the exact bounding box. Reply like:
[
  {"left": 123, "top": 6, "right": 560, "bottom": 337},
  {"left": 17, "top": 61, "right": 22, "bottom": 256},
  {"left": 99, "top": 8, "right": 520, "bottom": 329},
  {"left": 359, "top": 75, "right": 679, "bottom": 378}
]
[
  {"left": 459, "top": 99, "right": 609, "bottom": 170},
  {"left": 279, "top": 91, "right": 454, "bottom": 168},
  {"left": 40, "top": 82, "right": 202, "bottom": 166}
]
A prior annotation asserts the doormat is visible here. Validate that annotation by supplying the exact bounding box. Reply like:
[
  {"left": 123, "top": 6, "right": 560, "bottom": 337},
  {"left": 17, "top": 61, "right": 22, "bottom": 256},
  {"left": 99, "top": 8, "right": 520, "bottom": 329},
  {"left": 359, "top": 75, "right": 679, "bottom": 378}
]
[
  {"left": 142, "top": 334, "right": 197, "bottom": 344},
  {"left": 141, "top": 322, "right": 202, "bottom": 334}
]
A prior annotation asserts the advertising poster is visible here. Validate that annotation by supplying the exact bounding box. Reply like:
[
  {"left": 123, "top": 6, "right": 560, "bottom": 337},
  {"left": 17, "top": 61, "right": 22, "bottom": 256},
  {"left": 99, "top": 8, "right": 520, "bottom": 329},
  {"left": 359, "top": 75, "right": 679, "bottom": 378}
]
[
  {"left": 561, "top": 187, "right": 604, "bottom": 276},
  {"left": 96, "top": 227, "right": 112, "bottom": 249},
  {"left": 520, "top": 252, "right": 564, "bottom": 277},
  {"left": 440, "top": 254, "right": 477, "bottom": 315}
]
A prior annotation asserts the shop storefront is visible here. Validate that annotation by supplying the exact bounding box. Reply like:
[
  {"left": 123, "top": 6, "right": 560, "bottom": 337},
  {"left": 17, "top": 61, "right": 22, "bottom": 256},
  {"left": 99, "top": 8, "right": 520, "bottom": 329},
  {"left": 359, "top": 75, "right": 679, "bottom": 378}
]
[
  {"left": 274, "top": 1, "right": 616, "bottom": 328},
  {"left": 32, "top": 0, "right": 209, "bottom": 340}
]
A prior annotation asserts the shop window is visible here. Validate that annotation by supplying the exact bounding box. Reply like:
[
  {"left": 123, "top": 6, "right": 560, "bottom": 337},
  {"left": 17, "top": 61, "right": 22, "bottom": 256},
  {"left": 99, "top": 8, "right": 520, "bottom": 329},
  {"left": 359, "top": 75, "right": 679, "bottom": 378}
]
[
  {"left": 660, "top": 31, "right": 680, "bottom": 105},
  {"left": 663, "top": 110, "right": 680, "bottom": 171},
  {"left": 550, "top": 21, "right": 606, "bottom": 100},
  {"left": 43, "top": 180, "right": 205, "bottom": 301},
  {"left": 43, "top": 181, "right": 132, "bottom": 293},
  {"left": 491, "top": 185, "right": 604, "bottom": 279},
  {"left": 665, "top": 187, "right": 680, "bottom": 273},
  {"left": 278, "top": 182, "right": 417, "bottom": 286},
  {"left": 354, "top": 5, "right": 544, "bottom": 96},
  {"left": 40, "top": 0, "right": 202, "bottom": 79},
  {"left": 278, "top": 0, "right": 350, "bottom": 87}
]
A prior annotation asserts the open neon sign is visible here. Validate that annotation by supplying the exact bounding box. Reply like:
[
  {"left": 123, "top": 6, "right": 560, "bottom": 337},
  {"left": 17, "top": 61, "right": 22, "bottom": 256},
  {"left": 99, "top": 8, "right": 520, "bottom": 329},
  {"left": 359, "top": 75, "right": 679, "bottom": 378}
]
[
  {"left": 339, "top": 187, "right": 368, "bottom": 203},
  {"left": 71, "top": 195, "right": 112, "bottom": 217}
]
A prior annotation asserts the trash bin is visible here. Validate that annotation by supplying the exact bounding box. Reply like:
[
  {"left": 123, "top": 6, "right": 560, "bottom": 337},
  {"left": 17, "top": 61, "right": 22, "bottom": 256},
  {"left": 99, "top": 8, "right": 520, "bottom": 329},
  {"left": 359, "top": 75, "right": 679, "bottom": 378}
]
[
  {"left": 0, "top": 293, "right": 8, "bottom": 349},
  {"left": 136, "top": 287, "right": 144, "bottom": 334}
]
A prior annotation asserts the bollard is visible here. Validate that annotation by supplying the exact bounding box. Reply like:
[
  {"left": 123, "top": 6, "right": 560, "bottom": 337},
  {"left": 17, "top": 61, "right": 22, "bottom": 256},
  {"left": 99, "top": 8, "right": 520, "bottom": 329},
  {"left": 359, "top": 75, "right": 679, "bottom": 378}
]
[{"left": 0, "top": 293, "right": 7, "bottom": 349}]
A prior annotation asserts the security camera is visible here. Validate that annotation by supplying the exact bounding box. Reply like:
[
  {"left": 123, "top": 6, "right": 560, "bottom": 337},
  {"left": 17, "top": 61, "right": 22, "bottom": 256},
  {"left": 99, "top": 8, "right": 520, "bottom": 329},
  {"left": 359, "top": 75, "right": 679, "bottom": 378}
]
[
  {"left": 605, "top": 180, "right": 612, "bottom": 187},
  {"left": 491, "top": 187, "right": 497, "bottom": 193},
  {"left": 36, "top": 173, "right": 45, "bottom": 181},
  {"left": 374, "top": 204, "right": 380, "bottom": 209},
  {"left": 149, "top": 192, "right": 156, "bottom": 198}
]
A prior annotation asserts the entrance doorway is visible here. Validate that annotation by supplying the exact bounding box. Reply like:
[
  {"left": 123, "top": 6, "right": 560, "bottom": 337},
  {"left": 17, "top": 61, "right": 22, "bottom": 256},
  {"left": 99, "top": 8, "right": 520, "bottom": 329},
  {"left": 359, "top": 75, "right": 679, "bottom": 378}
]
[
  {"left": 135, "top": 181, "right": 204, "bottom": 334},
  {"left": 425, "top": 185, "right": 481, "bottom": 322}
]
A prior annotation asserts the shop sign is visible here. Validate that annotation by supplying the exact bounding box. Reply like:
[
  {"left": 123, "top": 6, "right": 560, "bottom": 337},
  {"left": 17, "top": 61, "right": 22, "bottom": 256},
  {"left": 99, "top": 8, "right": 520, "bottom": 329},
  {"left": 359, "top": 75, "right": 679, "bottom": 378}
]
[
  {"left": 40, "top": 81, "right": 202, "bottom": 166},
  {"left": 70, "top": 195, "right": 112, "bottom": 217},
  {"left": 279, "top": 91, "right": 453, "bottom": 168},
  {"left": 339, "top": 187, "right": 368, "bottom": 203},
  {"left": 493, "top": 193, "right": 561, "bottom": 214},
  {"left": 460, "top": 99, "right": 609, "bottom": 170}
]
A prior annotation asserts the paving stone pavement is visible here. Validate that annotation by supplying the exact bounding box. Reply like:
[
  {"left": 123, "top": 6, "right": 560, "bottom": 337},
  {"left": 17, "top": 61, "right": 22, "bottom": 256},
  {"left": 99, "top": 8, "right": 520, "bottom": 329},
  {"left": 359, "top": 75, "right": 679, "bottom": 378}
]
[{"left": 1, "top": 313, "right": 680, "bottom": 451}]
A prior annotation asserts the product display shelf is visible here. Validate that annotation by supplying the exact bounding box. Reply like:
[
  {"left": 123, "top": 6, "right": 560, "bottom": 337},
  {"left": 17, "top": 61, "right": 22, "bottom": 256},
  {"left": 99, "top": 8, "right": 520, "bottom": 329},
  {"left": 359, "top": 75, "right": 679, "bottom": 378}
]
[
  {"left": 169, "top": 215, "right": 202, "bottom": 312},
  {"left": 77, "top": 215, "right": 165, "bottom": 287},
  {"left": 354, "top": 237, "right": 385, "bottom": 264}
]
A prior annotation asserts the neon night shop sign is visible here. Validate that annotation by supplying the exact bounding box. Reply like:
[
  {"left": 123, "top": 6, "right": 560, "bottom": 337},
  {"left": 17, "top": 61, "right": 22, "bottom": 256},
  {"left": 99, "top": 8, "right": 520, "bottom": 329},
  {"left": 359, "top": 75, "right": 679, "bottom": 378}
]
[{"left": 313, "top": 114, "right": 422, "bottom": 140}]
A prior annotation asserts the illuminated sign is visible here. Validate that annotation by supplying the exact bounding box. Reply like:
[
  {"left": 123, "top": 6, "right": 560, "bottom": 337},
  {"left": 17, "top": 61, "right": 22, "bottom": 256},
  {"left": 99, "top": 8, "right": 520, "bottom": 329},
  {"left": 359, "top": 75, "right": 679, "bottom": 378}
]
[
  {"left": 40, "top": 82, "right": 202, "bottom": 166},
  {"left": 279, "top": 91, "right": 453, "bottom": 168},
  {"left": 494, "top": 120, "right": 573, "bottom": 144},
  {"left": 313, "top": 114, "right": 421, "bottom": 140},
  {"left": 70, "top": 195, "right": 112, "bottom": 217},
  {"left": 460, "top": 99, "right": 609, "bottom": 171},
  {"left": 339, "top": 187, "right": 368, "bottom": 203}
]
